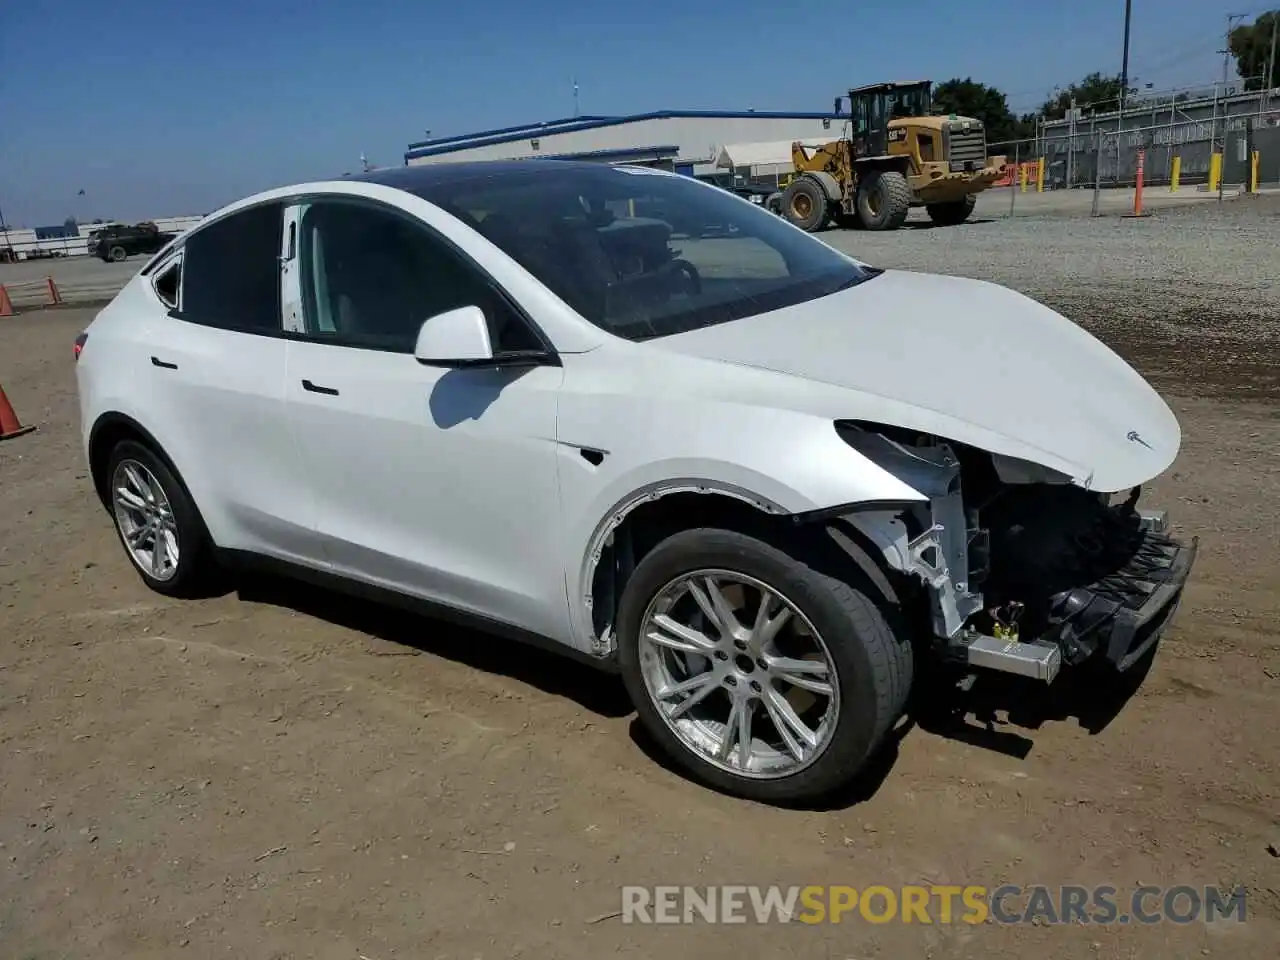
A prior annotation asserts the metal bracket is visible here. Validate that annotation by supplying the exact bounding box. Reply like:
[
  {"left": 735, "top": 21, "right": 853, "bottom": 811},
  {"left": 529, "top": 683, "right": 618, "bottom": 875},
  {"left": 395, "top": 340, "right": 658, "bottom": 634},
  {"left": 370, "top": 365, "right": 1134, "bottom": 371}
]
[
  {"left": 1138, "top": 508, "right": 1169, "bottom": 534},
  {"left": 900, "top": 459, "right": 984, "bottom": 639},
  {"left": 959, "top": 630, "right": 1062, "bottom": 682}
]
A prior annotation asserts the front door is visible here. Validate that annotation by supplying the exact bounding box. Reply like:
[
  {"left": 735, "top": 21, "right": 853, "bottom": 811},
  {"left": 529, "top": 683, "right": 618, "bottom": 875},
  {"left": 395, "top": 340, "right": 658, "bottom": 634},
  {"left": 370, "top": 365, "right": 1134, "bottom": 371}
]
[{"left": 279, "top": 196, "right": 568, "bottom": 640}]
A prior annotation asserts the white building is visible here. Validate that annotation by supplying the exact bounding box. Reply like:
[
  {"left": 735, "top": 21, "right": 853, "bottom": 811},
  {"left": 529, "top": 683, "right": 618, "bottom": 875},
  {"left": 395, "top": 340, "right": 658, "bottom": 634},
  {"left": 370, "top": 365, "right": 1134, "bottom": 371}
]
[
  {"left": 1, "top": 215, "right": 204, "bottom": 260},
  {"left": 404, "top": 110, "right": 848, "bottom": 178}
]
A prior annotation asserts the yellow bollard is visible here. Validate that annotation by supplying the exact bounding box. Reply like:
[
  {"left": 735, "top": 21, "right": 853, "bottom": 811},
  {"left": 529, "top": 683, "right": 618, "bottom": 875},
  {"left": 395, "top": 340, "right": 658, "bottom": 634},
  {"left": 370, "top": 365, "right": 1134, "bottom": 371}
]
[
  {"left": 1208, "top": 153, "right": 1222, "bottom": 192},
  {"left": 1019, "top": 163, "right": 1028, "bottom": 192},
  {"left": 1250, "top": 150, "right": 1260, "bottom": 193},
  {"left": 1170, "top": 156, "right": 1181, "bottom": 192},
  {"left": 1036, "top": 158, "right": 1045, "bottom": 192}
]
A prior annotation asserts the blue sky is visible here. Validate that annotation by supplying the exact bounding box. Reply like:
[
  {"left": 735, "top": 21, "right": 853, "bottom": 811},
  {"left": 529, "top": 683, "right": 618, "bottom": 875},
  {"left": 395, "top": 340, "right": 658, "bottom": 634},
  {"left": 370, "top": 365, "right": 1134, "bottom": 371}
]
[{"left": 0, "top": 0, "right": 1264, "bottom": 226}]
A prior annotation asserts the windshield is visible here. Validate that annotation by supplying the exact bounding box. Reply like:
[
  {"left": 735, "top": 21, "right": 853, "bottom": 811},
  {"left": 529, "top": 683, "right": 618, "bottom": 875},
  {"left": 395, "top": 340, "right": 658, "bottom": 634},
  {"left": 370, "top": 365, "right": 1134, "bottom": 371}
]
[{"left": 410, "top": 165, "right": 873, "bottom": 341}]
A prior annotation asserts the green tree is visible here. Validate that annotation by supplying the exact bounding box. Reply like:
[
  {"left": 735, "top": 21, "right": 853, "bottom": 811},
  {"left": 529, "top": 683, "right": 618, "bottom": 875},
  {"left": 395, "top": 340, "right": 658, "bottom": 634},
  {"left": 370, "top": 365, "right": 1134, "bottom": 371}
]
[
  {"left": 1229, "top": 11, "right": 1279, "bottom": 91},
  {"left": 1039, "top": 73, "right": 1135, "bottom": 120},
  {"left": 933, "top": 78, "right": 1021, "bottom": 143}
]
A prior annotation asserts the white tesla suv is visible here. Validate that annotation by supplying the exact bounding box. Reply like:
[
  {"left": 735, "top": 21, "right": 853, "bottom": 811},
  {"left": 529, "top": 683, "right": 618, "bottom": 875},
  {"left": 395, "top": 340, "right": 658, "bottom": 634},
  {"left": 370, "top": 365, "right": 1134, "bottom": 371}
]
[{"left": 75, "top": 161, "right": 1195, "bottom": 804}]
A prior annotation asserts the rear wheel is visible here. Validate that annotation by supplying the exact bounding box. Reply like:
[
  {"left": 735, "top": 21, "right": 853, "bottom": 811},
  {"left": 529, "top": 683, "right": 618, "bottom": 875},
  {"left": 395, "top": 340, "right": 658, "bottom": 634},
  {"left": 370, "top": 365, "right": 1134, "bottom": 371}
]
[
  {"left": 109, "top": 245, "right": 127, "bottom": 262},
  {"left": 926, "top": 195, "right": 977, "bottom": 226},
  {"left": 855, "top": 170, "right": 911, "bottom": 230},
  {"left": 781, "top": 177, "right": 829, "bottom": 232},
  {"left": 107, "top": 440, "right": 221, "bottom": 597},
  {"left": 616, "top": 528, "right": 912, "bottom": 804}
]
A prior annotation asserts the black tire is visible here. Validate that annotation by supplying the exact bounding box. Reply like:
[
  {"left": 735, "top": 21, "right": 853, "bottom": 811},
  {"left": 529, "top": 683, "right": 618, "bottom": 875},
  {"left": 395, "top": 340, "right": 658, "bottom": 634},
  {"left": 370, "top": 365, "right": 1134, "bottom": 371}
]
[
  {"left": 855, "top": 170, "right": 911, "bottom": 230},
  {"left": 926, "top": 195, "right": 977, "bottom": 226},
  {"left": 781, "top": 177, "right": 829, "bottom": 232},
  {"left": 105, "top": 439, "right": 222, "bottom": 598},
  {"left": 109, "top": 245, "right": 127, "bottom": 262},
  {"left": 616, "top": 528, "right": 913, "bottom": 804},
  {"left": 765, "top": 191, "right": 784, "bottom": 216}
]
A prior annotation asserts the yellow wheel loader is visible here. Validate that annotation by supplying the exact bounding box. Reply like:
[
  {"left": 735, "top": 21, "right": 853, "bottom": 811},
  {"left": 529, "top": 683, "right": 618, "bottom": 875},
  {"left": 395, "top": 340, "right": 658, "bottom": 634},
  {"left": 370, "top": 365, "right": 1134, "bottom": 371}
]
[{"left": 780, "top": 81, "right": 1006, "bottom": 232}]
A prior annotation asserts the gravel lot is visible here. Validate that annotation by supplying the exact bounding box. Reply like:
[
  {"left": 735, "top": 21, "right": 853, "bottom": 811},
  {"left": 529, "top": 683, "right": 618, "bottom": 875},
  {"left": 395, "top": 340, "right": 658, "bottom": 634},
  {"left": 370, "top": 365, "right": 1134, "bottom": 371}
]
[
  {"left": 1, "top": 195, "right": 1278, "bottom": 959},
  {"left": 0, "top": 256, "right": 141, "bottom": 309},
  {"left": 833, "top": 193, "right": 1280, "bottom": 400}
]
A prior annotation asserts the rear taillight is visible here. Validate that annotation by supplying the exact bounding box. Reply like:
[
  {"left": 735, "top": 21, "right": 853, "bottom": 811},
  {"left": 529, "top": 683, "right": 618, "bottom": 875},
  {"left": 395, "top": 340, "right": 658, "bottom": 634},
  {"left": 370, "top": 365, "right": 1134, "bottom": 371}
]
[{"left": 74, "top": 332, "right": 88, "bottom": 361}]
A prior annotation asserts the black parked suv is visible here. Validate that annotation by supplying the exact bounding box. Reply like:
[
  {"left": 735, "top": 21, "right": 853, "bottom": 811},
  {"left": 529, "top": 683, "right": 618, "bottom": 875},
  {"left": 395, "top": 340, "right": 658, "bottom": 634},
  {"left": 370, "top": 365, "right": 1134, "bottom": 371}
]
[{"left": 86, "top": 222, "right": 176, "bottom": 262}]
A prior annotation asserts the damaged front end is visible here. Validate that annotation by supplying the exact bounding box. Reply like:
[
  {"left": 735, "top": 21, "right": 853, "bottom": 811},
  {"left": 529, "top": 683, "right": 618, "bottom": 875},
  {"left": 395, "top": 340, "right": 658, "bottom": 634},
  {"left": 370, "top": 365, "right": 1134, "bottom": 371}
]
[{"left": 832, "top": 423, "right": 1197, "bottom": 683}]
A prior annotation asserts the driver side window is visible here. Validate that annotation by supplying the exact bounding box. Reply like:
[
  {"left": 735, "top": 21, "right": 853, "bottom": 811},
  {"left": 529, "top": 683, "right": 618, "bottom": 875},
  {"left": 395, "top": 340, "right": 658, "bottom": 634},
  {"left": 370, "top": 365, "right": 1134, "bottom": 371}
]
[{"left": 295, "top": 199, "right": 542, "bottom": 354}]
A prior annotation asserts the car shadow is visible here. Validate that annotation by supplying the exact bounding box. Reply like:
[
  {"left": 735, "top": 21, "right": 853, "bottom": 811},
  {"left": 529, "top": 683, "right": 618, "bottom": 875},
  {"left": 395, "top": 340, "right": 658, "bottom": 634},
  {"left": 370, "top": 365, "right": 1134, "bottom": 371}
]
[
  {"left": 906, "top": 649, "right": 1157, "bottom": 760},
  {"left": 232, "top": 570, "right": 633, "bottom": 719},
  {"left": 230, "top": 568, "right": 1155, "bottom": 807}
]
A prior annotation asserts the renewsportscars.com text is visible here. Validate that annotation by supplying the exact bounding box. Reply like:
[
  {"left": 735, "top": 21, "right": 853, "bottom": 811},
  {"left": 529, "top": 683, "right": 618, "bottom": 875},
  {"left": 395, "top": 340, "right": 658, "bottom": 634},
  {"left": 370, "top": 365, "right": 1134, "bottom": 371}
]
[{"left": 621, "top": 884, "right": 1248, "bottom": 925}]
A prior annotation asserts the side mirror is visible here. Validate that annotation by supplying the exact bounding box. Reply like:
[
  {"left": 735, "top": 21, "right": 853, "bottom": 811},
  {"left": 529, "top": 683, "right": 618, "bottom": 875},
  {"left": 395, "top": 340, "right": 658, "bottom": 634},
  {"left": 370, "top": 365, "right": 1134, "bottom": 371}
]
[
  {"left": 413, "top": 305, "right": 555, "bottom": 369},
  {"left": 413, "top": 306, "right": 494, "bottom": 367}
]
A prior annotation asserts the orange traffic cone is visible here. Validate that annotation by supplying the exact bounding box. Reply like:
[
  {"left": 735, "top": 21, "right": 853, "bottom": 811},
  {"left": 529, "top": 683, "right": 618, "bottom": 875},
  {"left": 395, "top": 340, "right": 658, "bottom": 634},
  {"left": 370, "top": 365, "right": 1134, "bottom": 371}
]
[
  {"left": 0, "top": 384, "right": 36, "bottom": 441},
  {"left": 0, "top": 284, "right": 13, "bottom": 317}
]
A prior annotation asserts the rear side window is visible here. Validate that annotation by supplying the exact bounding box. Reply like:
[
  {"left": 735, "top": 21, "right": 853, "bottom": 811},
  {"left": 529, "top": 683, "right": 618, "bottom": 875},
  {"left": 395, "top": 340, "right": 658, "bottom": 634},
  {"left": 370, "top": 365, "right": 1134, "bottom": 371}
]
[
  {"left": 180, "top": 203, "right": 283, "bottom": 333},
  {"left": 152, "top": 258, "right": 181, "bottom": 308}
]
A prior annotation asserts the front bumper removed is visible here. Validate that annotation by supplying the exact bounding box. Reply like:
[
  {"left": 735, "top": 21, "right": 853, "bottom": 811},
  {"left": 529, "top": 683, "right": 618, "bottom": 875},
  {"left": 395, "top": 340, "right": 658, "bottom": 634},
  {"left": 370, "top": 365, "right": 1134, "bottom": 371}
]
[{"left": 953, "top": 511, "right": 1197, "bottom": 683}]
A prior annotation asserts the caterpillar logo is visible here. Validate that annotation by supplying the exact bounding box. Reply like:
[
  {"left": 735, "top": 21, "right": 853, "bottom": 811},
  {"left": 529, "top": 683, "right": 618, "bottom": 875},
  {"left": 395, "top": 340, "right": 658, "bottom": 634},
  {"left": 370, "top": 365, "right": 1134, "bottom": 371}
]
[{"left": 888, "top": 128, "right": 907, "bottom": 142}]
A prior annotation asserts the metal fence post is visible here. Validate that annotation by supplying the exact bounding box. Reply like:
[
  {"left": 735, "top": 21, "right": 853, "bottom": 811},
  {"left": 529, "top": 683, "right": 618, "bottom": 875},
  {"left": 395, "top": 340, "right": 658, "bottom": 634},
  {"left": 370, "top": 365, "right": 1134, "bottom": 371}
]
[
  {"left": 1092, "top": 132, "right": 1103, "bottom": 217},
  {"left": 1218, "top": 112, "right": 1226, "bottom": 204},
  {"left": 1009, "top": 141, "right": 1019, "bottom": 217}
]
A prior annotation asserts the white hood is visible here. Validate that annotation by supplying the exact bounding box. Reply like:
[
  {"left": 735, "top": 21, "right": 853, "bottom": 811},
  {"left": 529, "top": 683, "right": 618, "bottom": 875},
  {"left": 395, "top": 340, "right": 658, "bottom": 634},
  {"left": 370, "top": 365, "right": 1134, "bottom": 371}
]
[{"left": 656, "top": 270, "right": 1180, "bottom": 493}]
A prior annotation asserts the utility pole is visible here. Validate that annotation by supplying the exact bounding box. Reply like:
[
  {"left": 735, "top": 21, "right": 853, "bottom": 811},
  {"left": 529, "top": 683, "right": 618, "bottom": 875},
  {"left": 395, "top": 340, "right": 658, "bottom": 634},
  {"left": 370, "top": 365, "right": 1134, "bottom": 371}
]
[
  {"left": 1216, "top": 11, "right": 1251, "bottom": 189},
  {"left": 1120, "top": 0, "right": 1133, "bottom": 114},
  {"left": 573, "top": 78, "right": 580, "bottom": 118},
  {"left": 1267, "top": 13, "right": 1278, "bottom": 109},
  {"left": 1221, "top": 14, "right": 1249, "bottom": 94}
]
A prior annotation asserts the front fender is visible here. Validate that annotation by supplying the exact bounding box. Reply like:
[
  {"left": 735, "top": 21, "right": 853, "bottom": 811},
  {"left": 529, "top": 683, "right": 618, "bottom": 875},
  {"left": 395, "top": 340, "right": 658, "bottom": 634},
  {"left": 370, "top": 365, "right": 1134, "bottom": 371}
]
[{"left": 555, "top": 364, "right": 930, "bottom": 652}]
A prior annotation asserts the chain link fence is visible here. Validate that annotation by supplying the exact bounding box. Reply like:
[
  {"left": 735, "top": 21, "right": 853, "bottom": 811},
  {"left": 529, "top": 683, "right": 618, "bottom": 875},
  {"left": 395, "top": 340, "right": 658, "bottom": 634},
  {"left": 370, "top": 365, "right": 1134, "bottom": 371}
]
[{"left": 991, "top": 109, "right": 1280, "bottom": 193}]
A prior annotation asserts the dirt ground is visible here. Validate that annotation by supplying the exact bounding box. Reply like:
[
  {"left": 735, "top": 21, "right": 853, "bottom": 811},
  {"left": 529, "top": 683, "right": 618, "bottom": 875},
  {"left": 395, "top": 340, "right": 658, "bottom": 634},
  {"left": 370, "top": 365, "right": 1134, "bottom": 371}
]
[{"left": 2, "top": 236, "right": 1278, "bottom": 956}]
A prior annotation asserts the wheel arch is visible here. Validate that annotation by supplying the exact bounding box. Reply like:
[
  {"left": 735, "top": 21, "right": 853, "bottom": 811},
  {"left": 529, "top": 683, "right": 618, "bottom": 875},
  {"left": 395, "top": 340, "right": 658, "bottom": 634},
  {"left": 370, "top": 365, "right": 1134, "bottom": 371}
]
[
  {"left": 854, "top": 155, "right": 913, "bottom": 177},
  {"left": 578, "top": 480, "right": 917, "bottom": 658},
  {"left": 88, "top": 412, "right": 193, "bottom": 511},
  {"left": 801, "top": 170, "right": 844, "bottom": 203}
]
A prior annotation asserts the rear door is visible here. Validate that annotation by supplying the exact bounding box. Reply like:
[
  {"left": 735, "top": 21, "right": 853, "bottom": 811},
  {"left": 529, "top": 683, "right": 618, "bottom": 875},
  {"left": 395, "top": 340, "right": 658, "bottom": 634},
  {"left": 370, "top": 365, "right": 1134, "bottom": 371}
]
[{"left": 138, "top": 203, "right": 320, "bottom": 564}]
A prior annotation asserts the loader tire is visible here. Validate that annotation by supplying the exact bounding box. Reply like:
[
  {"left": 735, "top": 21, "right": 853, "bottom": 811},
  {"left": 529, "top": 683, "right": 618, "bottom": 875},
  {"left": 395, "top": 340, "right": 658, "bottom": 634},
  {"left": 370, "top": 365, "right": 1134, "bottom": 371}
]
[
  {"left": 855, "top": 170, "right": 911, "bottom": 231},
  {"left": 926, "top": 195, "right": 977, "bottom": 226},
  {"left": 781, "top": 177, "right": 829, "bottom": 232}
]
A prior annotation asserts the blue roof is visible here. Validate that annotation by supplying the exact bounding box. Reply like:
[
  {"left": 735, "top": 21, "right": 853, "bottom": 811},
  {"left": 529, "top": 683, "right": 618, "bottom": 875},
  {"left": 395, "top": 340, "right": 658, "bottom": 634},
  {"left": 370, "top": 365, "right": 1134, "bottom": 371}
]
[
  {"left": 531, "top": 144, "right": 680, "bottom": 162},
  {"left": 404, "top": 110, "right": 848, "bottom": 162}
]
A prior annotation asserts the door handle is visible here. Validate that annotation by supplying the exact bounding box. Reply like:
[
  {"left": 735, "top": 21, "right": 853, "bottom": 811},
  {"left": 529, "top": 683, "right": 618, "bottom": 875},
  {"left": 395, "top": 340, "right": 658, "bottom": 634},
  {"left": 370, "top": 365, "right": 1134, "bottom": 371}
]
[
  {"left": 151, "top": 356, "right": 178, "bottom": 369},
  {"left": 301, "top": 379, "right": 340, "bottom": 396}
]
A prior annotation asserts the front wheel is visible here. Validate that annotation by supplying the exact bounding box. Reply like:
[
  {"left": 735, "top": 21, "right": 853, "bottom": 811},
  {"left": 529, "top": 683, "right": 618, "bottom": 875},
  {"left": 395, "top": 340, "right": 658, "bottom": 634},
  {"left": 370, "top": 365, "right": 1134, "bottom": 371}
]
[
  {"left": 855, "top": 170, "right": 912, "bottom": 230},
  {"left": 109, "top": 245, "right": 127, "bottom": 262},
  {"left": 616, "top": 528, "right": 912, "bottom": 804}
]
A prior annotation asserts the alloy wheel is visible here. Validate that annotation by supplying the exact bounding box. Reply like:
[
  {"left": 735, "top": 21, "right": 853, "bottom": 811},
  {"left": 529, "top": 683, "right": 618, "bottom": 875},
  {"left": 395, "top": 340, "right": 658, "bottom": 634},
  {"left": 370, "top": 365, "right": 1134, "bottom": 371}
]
[
  {"left": 637, "top": 569, "right": 840, "bottom": 779},
  {"left": 111, "top": 459, "right": 180, "bottom": 581}
]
